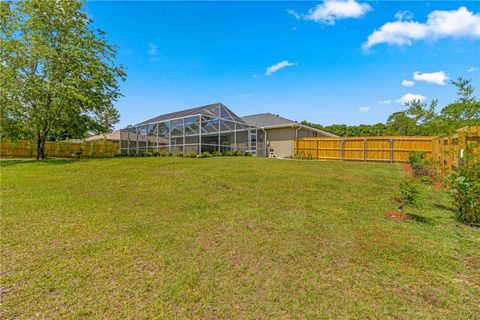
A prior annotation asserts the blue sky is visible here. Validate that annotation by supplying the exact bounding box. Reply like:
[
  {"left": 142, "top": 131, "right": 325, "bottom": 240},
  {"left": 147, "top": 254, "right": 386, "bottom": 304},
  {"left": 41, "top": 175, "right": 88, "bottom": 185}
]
[{"left": 84, "top": 1, "right": 480, "bottom": 128}]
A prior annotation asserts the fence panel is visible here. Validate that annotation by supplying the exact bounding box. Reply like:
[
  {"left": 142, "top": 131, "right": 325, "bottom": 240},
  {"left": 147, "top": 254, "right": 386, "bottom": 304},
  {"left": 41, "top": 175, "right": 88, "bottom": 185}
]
[
  {"left": 0, "top": 140, "right": 119, "bottom": 158},
  {"left": 296, "top": 126, "right": 479, "bottom": 176},
  {"left": 296, "top": 136, "right": 432, "bottom": 163},
  {"left": 431, "top": 126, "right": 480, "bottom": 176}
]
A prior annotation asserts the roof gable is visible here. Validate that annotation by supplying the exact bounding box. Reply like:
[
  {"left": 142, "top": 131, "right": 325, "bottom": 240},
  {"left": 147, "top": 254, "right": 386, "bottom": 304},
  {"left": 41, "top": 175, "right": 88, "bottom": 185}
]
[
  {"left": 241, "top": 113, "right": 295, "bottom": 128},
  {"left": 136, "top": 103, "right": 246, "bottom": 126}
]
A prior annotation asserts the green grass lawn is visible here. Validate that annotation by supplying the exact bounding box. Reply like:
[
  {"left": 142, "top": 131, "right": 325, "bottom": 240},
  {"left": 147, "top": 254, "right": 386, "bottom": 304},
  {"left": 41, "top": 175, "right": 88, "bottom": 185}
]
[{"left": 1, "top": 157, "right": 479, "bottom": 319}]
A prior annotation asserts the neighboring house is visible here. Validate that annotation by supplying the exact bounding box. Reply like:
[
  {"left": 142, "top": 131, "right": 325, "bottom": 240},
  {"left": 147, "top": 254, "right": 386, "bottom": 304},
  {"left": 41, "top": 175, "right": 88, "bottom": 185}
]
[
  {"left": 241, "top": 113, "right": 336, "bottom": 158},
  {"left": 121, "top": 102, "right": 336, "bottom": 158},
  {"left": 86, "top": 130, "right": 123, "bottom": 143}
]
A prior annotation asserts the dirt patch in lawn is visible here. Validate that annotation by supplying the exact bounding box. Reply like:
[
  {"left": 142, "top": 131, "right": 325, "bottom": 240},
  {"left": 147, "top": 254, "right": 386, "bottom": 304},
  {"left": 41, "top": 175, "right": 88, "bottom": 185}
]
[{"left": 384, "top": 211, "right": 408, "bottom": 221}]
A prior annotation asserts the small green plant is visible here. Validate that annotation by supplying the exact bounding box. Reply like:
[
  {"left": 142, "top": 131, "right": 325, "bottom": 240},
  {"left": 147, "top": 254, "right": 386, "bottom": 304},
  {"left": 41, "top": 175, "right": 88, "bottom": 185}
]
[
  {"left": 174, "top": 152, "right": 184, "bottom": 157},
  {"left": 394, "top": 178, "right": 420, "bottom": 211},
  {"left": 408, "top": 151, "right": 434, "bottom": 177},
  {"left": 306, "top": 153, "right": 314, "bottom": 160},
  {"left": 223, "top": 150, "right": 235, "bottom": 156},
  {"left": 159, "top": 151, "right": 173, "bottom": 157},
  {"left": 244, "top": 152, "right": 253, "bottom": 157},
  {"left": 143, "top": 151, "right": 153, "bottom": 157},
  {"left": 408, "top": 151, "right": 425, "bottom": 170},
  {"left": 200, "top": 151, "right": 212, "bottom": 158},
  {"left": 418, "top": 176, "right": 433, "bottom": 185},
  {"left": 447, "top": 149, "right": 480, "bottom": 224},
  {"left": 212, "top": 151, "right": 223, "bottom": 157},
  {"left": 233, "top": 150, "right": 242, "bottom": 156},
  {"left": 185, "top": 152, "right": 198, "bottom": 158},
  {"left": 294, "top": 153, "right": 303, "bottom": 159}
]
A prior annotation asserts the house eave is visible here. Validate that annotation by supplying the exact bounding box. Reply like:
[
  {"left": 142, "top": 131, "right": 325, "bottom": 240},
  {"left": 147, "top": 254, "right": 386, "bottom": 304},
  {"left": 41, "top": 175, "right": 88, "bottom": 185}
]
[{"left": 259, "top": 123, "right": 338, "bottom": 137}]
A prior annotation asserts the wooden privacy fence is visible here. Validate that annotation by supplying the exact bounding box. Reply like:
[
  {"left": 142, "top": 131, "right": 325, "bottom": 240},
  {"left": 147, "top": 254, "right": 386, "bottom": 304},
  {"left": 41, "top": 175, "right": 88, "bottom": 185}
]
[
  {"left": 0, "top": 139, "right": 119, "bottom": 158},
  {"left": 295, "top": 136, "right": 432, "bottom": 163},
  {"left": 295, "top": 126, "right": 480, "bottom": 175},
  {"left": 432, "top": 126, "right": 480, "bottom": 176}
]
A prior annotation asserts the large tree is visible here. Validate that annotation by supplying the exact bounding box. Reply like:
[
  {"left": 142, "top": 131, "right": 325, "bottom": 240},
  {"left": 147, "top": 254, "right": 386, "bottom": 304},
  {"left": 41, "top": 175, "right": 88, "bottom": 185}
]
[{"left": 0, "top": 0, "right": 125, "bottom": 158}]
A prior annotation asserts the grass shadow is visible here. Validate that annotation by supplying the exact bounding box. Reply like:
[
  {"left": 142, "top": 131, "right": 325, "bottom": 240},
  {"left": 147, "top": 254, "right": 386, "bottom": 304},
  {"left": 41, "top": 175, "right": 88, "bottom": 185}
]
[
  {"left": 0, "top": 158, "right": 78, "bottom": 168},
  {"left": 433, "top": 203, "right": 457, "bottom": 214},
  {"left": 407, "top": 213, "right": 433, "bottom": 224}
]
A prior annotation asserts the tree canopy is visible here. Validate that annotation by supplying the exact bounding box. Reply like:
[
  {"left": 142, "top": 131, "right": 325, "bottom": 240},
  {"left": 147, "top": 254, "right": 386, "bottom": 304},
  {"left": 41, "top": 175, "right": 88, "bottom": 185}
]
[{"left": 0, "top": 0, "right": 125, "bottom": 158}]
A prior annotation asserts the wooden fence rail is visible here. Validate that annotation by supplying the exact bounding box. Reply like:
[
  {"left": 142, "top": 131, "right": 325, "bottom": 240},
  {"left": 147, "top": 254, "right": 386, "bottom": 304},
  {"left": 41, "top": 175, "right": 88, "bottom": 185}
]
[{"left": 0, "top": 139, "right": 119, "bottom": 158}]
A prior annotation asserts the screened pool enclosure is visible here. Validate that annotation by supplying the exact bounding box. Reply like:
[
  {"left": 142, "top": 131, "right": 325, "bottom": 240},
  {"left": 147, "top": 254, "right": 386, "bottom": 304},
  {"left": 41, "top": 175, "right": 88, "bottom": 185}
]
[{"left": 120, "top": 103, "right": 265, "bottom": 156}]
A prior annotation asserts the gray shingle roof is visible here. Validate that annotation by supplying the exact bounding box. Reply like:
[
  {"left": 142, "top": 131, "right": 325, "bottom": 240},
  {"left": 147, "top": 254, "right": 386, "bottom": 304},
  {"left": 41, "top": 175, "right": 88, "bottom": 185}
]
[
  {"left": 240, "top": 113, "right": 296, "bottom": 127},
  {"left": 135, "top": 102, "right": 246, "bottom": 126}
]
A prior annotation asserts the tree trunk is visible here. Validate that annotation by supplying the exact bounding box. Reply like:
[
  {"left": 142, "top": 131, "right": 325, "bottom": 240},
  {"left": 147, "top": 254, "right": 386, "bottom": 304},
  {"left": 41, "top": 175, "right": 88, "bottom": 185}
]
[{"left": 36, "top": 135, "right": 46, "bottom": 159}]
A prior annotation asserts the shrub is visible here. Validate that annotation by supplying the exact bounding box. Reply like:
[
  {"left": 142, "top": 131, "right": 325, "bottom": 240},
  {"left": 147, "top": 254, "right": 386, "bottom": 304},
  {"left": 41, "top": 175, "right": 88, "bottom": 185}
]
[
  {"left": 143, "top": 151, "right": 153, "bottom": 157},
  {"left": 394, "top": 178, "right": 420, "bottom": 211},
  {"left": 152, "top": 151, "right": 160, "bottom": 157},
  {"left": 174, "top": 152, "right": 184, "bottom": 157},
  {"left": 408, "top": 151, "right": 435, "bottom": 178},
  {"left": 418, "top": 176, "right": 433, "bottom": 185},
  {"left": 200, "top": 151, "right": 212, "bottom": 158},
  {"left": 408, "top": 151, "right": 426, "bottom": 170},
  {"left": 447, "top": 150, "right": 480, "bottom": 224},
  {"left": 233, "top": 150, "right": 242, "bottom": 156},
  {"left": 185, "top": 152, "right": 198, "bottom": 158},
  {"left": 159, "top": 151, "right": 173, "bottom": 157},
  {"left": 212, "top": 151, "right": 223, "bottom": 157},
  {"left": 223, "top": 151, "right": 234, "bottom": 156},
  {"left": 244, "top": 152, "right": 253, "bottom": 157}
]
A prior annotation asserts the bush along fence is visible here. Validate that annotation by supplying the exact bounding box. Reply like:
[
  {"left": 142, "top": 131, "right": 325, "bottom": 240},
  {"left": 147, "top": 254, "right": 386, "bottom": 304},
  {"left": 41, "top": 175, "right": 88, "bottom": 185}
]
[
  {"left": 295, "top": 126, "right": 480, "bottom": 176},
  {"left": 0, "top": 139, "right": 119, "bottom": 158}
]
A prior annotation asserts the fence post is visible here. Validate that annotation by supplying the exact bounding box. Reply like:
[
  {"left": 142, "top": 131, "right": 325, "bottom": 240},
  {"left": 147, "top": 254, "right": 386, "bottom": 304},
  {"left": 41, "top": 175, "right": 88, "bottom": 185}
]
[
  {"left": 364, "top": 138, "right": 367, "bottom": 163},
  {"left": 389, "top": 138, "right": 393, "bottom": 163},
  {"left": 316, "top": 139, "right": 319, "bottom": 160},
  {"left": 341, "top": 138, "right": 344, "bottom": 161}
]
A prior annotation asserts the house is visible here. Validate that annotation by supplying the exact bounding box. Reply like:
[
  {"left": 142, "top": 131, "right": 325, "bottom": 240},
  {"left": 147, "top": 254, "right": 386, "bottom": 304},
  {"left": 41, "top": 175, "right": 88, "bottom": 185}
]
[
  {"left": 86, "top": 130, "right": 123, "bottom": 143},
  {"left": 120, "top": 102, "right": 336, "bottom": 157},
  {"left": 241, "top": 113, "right": 336, "bottom": 158}
]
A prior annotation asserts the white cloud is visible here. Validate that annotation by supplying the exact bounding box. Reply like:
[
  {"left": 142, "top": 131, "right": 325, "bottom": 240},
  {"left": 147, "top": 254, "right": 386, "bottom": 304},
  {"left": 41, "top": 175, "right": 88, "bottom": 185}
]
[
  {"left": 402, "top": 80, "right": 415, "bottom": 87},
  {"left": 468, "top": 66, "right": 478, "bottom": 72},
  {"left": 291, "top": 0, "right": 371, "bottom": 26},
  {"left": 413, "top": 71, "right": 449, "bottom": 85},
  {"left": 265, "top": 60, "right": 297, "bottom": 76},
  {"left": 378, "top": 99, "right": 392, "bottom": 105},
  {"left": 395, "top": 10, "right": 414, "bottom": 21},
  {"left": 396, "top": 93, "right": 426, "bottom": 105},
  {"left": 363, "top": 6, "right": 480, "bottom": 49},
  {"left": 359, "top": 106, "right": 370, "bottom": 112},
  {"left": 148, "top": 43, "right": 159, "bottom": 61}
]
